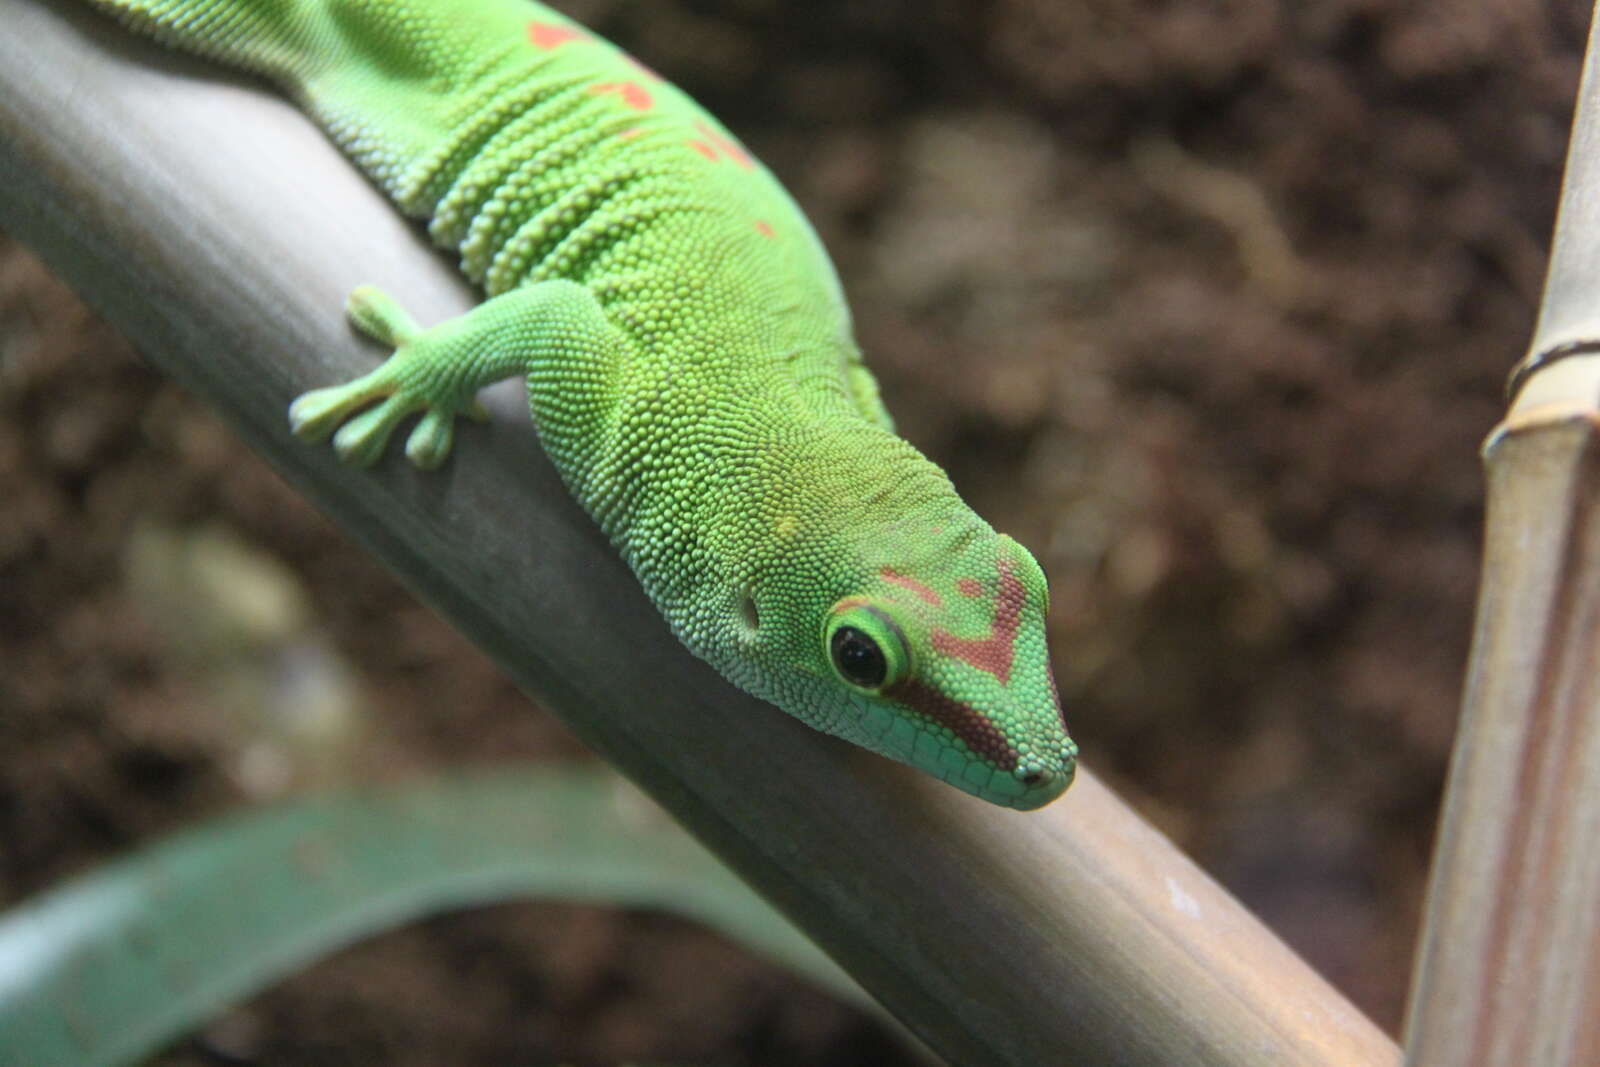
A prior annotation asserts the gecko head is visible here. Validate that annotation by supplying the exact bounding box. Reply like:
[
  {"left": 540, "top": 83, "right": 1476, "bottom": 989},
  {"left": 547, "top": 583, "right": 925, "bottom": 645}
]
[{"left": 808, "top": 531, "right": 1076, "bottom": 810}]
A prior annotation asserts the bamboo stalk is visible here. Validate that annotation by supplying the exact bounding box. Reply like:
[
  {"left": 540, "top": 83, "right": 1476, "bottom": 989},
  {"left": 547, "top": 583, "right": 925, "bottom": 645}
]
[
  {"left": 0, "top": 2, "right": 1398, "bottom": 1064},
  {"left": 1402, "top": 5, "right": 1600, "bottom": 1065}
]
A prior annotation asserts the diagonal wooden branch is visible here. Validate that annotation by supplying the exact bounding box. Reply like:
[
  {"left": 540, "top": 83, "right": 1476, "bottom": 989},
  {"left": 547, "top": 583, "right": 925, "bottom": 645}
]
[
  {"left": 0, "top": 2, "right": 1397, "bottom": 1064},
  {"left": 1403, "top": 6, "right": 1600, "bottom": 1066}
]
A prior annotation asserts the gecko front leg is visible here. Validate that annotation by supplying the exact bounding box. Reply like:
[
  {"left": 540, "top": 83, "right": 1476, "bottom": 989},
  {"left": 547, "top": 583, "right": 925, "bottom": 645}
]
[{"left": 290, "top": 280, "right": 626, "bottom": 469}]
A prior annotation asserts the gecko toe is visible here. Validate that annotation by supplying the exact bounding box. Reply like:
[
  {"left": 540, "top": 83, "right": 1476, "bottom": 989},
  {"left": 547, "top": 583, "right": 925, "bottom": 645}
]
[
  {"left": 333, "top": 394, "right": 415, "bottom": 466},
  {"left": 404, "top": 408, "right": 456, "bottom": 469},
  {"left": 290, "top": 386, "right": 361, "bottom": 442},
  {"left": 346, "top": 285, "right": 423, "bottom": 347},
  {"left": 289, "top": 366, "right": 398, "bottom": 441}
]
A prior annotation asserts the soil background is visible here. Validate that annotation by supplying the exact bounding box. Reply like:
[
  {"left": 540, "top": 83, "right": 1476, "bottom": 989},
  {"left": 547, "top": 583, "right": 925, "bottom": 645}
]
[{"left": 1, "top": 0, "right": 1589, "bottom": 1064}]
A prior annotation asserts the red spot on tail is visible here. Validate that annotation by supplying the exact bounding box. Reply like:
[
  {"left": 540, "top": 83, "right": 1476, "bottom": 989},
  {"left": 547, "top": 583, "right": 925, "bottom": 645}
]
[
  {"left": 754, "top": 220, "right": 777, "bottom": 239},
  {"left": 588, "top": 81, "right": 654, "bottom": 111},
  {"left": 528, "top": 21, "right": 585, "bottom": 50},
  {"left": 687, "top": 139, "right": 719, "bottom": 161},
  {"left": 956, "top": 578, "right": 983, "bottom": 598},
  {"left": 880, "top": 567, "right": 942, "bottom": 607},
  {"left": 932, "top": 556, "right": 1025, "bottom": 684}
]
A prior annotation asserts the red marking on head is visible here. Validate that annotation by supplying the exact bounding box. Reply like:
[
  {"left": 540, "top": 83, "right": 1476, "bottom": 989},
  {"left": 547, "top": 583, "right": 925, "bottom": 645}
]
[
  {"left": 588, "top": 81, "right": 654, "bottom": 111},
  {"left": 931, "top": 556, "right": 1025, "bottom": 684},
  {"left": 754, "top": 220, "right": 776, "bottom": 239},
  {"left": 694, "top": 120, "right": 754, "bottom": 169},
  {"left": 617, "top": 127, "right": 644, "bottom": 141},
  {"left": 956, "top": 578, "right": 983, "bottom": 598},
  {"left": 687, "top": 139, "right": 719, "bottom": 161},
  {"left": 528, "top": 22, "right": 585, "bottom": 50},
  {"left": 880, "top": 567, "right": 942, "bottom": 607},
  {"left": 884, "top": 678, "right": 1019, "bottom": 771}
]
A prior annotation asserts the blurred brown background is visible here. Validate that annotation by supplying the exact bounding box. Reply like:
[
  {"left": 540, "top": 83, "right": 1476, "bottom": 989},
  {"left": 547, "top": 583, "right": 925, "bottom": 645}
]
[{"left": 0, "top": 0, "right": 1588, "bottom": 1063}]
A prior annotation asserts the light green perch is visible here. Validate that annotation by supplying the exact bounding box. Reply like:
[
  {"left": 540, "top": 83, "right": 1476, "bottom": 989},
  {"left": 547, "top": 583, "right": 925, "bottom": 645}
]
[{"left": 86, "top": 0, "right": 1077, "bottom": 809}]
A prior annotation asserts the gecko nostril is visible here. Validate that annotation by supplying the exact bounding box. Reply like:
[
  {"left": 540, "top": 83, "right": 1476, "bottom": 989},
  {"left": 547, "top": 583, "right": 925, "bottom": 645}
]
[{"left": 1021, "top": 771, "right": 1043, "bottom": 787}]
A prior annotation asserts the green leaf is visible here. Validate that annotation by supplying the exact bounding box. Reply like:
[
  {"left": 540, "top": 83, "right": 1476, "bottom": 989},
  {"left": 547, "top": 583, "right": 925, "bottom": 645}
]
[{"left": 0, "top": 768, "right": 862, "bottom": 1067}]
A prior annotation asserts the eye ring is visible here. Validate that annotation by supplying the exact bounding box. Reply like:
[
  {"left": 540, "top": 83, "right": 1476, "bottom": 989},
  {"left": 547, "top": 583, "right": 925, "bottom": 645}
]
[{"left": 823, "top": 601, "right": 910, "bottom": 691}]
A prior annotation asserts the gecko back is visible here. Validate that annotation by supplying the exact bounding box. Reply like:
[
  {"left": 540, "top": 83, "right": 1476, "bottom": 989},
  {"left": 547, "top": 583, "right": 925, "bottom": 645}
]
[{"left": 93, "top": 1, "right": 850, "bottom": 320}]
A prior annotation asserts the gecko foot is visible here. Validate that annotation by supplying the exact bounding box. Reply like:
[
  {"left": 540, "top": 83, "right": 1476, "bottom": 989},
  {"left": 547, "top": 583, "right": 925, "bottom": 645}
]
[{"left": 288, "top": 286, "right": 489, "bottom": 469}]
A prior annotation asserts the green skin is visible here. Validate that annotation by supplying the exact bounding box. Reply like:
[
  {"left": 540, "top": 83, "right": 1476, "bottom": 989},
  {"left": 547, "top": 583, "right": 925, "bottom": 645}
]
[{"left": 89, "top": 0, "right": 1078, "bottom": 809}]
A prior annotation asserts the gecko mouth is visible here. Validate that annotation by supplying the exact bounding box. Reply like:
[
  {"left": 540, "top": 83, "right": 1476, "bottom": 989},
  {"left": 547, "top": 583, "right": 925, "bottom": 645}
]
[{"left": 1008, "top": 765, "right": 1074, "bottom": 810}]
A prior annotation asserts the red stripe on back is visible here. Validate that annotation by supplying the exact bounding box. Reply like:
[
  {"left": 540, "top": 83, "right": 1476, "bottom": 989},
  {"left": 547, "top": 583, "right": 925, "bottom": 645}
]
[
  {"left": 588, "top": 81, "right": 654, "bottom": 111},
  {"left": 528, "top": 22, "right": 585, "bottom": 50}
]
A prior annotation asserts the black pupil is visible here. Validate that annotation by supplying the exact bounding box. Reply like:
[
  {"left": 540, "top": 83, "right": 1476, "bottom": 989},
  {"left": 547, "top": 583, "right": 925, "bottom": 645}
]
[{"left": 831, "top": 626, "right": 887, "bottom": 687}]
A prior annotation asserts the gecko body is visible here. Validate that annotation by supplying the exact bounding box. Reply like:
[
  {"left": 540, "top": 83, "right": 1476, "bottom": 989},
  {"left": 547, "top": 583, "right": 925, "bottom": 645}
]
[{"left": 89, "top": 0, "right": 1077, "bottom": 809}]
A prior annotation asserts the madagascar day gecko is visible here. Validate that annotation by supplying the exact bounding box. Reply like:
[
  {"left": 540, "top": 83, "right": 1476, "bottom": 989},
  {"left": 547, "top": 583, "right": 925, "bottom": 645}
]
[{"left": 86, "top": 0, "right": 1078, "bottom": 809}]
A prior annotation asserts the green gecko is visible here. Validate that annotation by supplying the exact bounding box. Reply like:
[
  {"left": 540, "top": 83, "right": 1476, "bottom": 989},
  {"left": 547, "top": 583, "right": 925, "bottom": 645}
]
[{"left": 87, "top": 0, "right": 1077, "bottom": 809}]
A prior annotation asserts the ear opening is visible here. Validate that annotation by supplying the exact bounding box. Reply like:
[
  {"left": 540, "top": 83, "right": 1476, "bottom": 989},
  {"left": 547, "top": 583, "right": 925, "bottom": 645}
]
[{"left": 737, "top": 591, "right": 760, "bottom": 635}]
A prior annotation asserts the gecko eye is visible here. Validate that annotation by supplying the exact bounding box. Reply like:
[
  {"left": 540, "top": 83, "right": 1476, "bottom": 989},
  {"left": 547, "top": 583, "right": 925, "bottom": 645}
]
[
  {"left": 831, "top": 627, "right": 886, "bottom": 687},
  {"left": 824, "top": 601, "right": 909, "bottom": 691}
]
